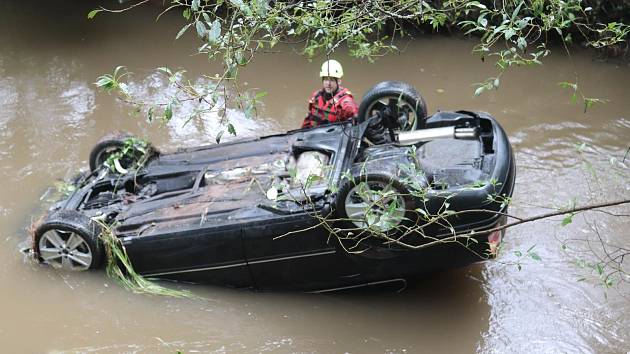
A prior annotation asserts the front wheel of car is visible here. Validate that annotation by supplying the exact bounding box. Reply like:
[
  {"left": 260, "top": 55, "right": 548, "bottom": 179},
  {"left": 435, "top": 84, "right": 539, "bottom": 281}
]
[
  {"left": 335, "top": 174, "right": 417, "bottom": 237},
  {"left": 88, "top": 132, "right": 154, "bottom": 173},
  {"left": 33, "top": 210, "right": 104, "bottom": 271},
  {"left": 357, "top": 81, "right": 428, "bottom": 131}
]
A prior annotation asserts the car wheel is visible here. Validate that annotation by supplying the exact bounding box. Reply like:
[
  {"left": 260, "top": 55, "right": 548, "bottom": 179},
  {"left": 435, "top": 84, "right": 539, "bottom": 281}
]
[
  {"left": 358, "top": 81, "right": 428, "bottom": 130},
  {"left": 88, "top": 132, "right": 152, "bottom": 173},
  {"left": 34, "top": 210, "right": 104, "bottom": 271},
  {"left": 336, "top": 174, "right": 417, "bottom": 235}
]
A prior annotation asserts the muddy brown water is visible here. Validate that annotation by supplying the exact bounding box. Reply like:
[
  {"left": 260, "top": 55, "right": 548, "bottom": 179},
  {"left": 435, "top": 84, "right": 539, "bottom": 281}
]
[{"left": 1, "top": 1, "right": 629, "bottom": 353}]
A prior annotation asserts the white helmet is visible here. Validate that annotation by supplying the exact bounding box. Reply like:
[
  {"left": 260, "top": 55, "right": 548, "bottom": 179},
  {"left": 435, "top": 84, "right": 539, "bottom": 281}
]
[{"left": 319, "top": 59, "right": 344, "bottom": 79}]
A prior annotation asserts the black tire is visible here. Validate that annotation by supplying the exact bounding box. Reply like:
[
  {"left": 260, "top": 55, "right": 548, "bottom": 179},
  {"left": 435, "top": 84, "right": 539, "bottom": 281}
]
[
  {"left": 335, "top": 174, "right": 417, "bottom": 237},
  {"left": 33, "top": 210, "right": 104, "bottom": 271},
  {"left": 358, "top": 81, "right": 428, "bottom": 130},
  {"left": 89, "top": 132, "right": 152, "bottom": 172}
]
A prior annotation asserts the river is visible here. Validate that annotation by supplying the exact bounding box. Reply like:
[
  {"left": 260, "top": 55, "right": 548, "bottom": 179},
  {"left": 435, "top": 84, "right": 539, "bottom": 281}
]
[{"left": 0, "top": 1, "right": 629, "bottom": 353}]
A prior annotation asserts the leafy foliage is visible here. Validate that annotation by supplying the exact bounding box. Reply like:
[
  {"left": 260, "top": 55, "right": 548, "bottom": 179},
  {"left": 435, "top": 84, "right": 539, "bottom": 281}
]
[
  {"left": 91, "top": 0, "right": 629, "bottom": 131},
  {"left": 101, "top": 137, "right": 151, "bottom": 174}
]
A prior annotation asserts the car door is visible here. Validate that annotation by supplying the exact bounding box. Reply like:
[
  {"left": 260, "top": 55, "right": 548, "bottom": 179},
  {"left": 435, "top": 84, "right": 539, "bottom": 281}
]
[
  {"left": 123, "top": 224, "right": 253, "bottom": 288},
  {"left": 241, "top": 212, "right": 358, "bottom": 291}
]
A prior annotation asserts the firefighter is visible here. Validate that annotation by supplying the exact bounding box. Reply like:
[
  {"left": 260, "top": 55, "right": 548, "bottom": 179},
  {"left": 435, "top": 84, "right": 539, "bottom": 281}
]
[{"left": 302, "top": 59, "right": 359, "bottom": 129}]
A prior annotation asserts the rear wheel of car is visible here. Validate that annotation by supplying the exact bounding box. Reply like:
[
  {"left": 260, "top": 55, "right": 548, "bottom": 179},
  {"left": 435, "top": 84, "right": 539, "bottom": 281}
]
[
  {"left": 358, "top": 81, "right": 428, "bottom": 130},
  {"left": 335, "top": 174, "right": 417, "bottom": 236},
  {"left": 34, "top": 210, "right": 104, "bottom": 271},
  {"left": 88, "top": 132, "right": 152, "bottom": 173}
]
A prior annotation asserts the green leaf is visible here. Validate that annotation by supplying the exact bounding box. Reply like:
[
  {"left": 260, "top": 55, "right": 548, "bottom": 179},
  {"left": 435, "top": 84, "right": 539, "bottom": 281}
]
[
  {"left": 235, "top": 50, "right": 246, "bottom": 65},
  {"left": 164, "top": 104, "right": 173, "bottom": 121},
  {"left": 191, "top": 0, "right": 200, "bottom": 12},
  {"left": 474, "top": 86, "right": 485, "bottom": 96},
  {"left": 157, "top": 67, "right": 172, "bottom": 75},
  {"left": 467, "top": 1, "right": 486, "bottom": 9},
  {"left": 95, "top": 76, "right": 114, "bottom": 89},
  {"left": 87, "top": 9, "right": 101, "bottom": 19},
  {"left": 255, "top": 91, "right": 267, "bottom": 99},
  {"left": 511, "top": 1, "right": 524, "bottom": 21},
  {"left": 582, "top": 98, "right": 609, "bottom": 112},
  {"left": 493, "top": 24, "right": 507, "bottom": 35},
  {"left": 304, "top": 174, "right": 322, "bottom": 189},
  {"left": 195, "top": 21, "right": 206, "bottom": 38},
  {"left": 504, "top": 28, "right": 516, "bottom": 40},
  {"left": 514, "top": 250, "right": 522, "bottom": 257},
  {"left": 288, "top": 167, "right": 297, "bottom": 179},
  {"left": 254, "top": 0, "right": 269, "bottom": 16},
  {"left": 558, "top": 81, "right": 577, "bottom": 90},
  {"left": 208, "top": 19, "right": 221, "bottom": 43},
  {"left": 561, "top": 214, "right": 573, "bottom": 226},
  {"left": 516, "top": 18, "right": 530, "bottom": 29},
  {"left": 176, "top": 23, "right": 192, "bottom": 40},
  {"left": 230, "top": 0, "right": 251, "bottom": 15},
  {"left": 595, "top": 263, "right": 604, "bottom": 275},
  {"left": 564, "top": 33, "right": 572, "bottom": 43},
  {"left": 529, "top": 252, "right": 541, "bottom": 261},
  {"left": 584, "top": 99, "right": 594, "bottom": 110},
  {"left": 183, "top": 8, "right": 191, "bottom": 20},
  {"left": 227, "top": 123, "right": 236, "bottom": 136},
  {"left": 244, "top": 104, "right": 254, "bottom": 119}
]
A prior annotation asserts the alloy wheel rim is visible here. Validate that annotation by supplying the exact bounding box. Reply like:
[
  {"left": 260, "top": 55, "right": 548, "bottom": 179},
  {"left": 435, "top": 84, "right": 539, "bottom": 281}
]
[
  {"left": 364, "top": 96, "right": 419, "bottom": 131},
  {"left": 344, "top": 180, "right": 406, "bottom": 232},
  {"left": 38, "top": 229, "right": 93, "bottom": 271}
]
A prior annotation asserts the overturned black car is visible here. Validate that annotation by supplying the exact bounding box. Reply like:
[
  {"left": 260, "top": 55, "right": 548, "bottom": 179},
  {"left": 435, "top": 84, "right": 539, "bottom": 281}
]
[{"left": 31, "top": 81, "right": 515, "bottom": 292}]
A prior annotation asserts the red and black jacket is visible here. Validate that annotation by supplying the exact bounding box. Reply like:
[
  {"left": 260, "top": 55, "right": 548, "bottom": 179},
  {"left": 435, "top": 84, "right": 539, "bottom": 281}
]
[{"left": 302, "top": 86, "right": 359, "bottom": 128}]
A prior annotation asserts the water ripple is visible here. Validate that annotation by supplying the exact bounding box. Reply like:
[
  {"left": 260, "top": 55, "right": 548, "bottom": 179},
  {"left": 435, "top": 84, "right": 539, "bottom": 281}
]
[
  {"left": 611, "top": 117, "right": 630, "bottom": 129},
  {"left": 127, "top": 73, "right": 278, "bottom": 146}
]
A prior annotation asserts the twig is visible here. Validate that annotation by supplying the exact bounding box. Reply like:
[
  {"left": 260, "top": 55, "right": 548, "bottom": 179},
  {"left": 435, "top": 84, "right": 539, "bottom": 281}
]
[
  {"left": 96, "top": 0, "right": 151, "bottom": 14},
  {"left": 357, "top": 198, "right": 630, "bottom": 251},
  {"left": 461, "top": 198, "right": 630, "bottom": 239}
]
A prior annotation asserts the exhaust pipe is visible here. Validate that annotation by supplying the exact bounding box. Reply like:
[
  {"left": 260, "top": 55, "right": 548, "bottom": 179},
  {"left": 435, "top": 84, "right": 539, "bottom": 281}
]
[
  {"left": 398, "top": 126, "right": 479, "bottom": 145},
  {"left": 454, "top": 127, "right": 478, "bottom": 139}
]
